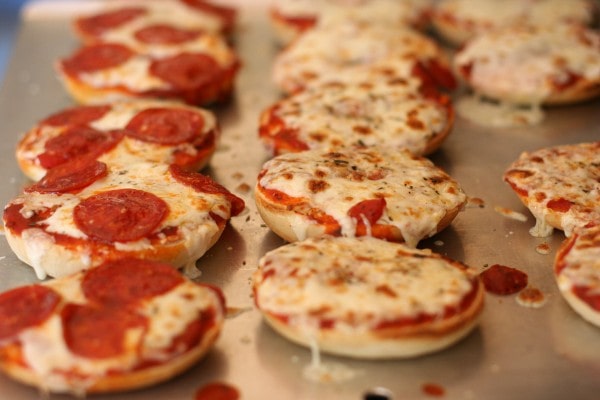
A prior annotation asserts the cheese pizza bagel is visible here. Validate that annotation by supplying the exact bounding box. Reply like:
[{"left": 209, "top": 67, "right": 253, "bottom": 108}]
[
  {"left": 269, "top": 0, "right": 433, "bottom": 46},
  {"left": 454, "top": 24, "right": 600, "bottom": 105},
  {"left": 432, "top": 0, "right": 597, "bottom": 46},
  {"left": 255, "top": 145, "right": 466, "bottom": 247},
  {"left": 503, "top": 141, "right": 600, "bottom": 237},
  {"left": 259, "top": 78, "right": 454, "bottom": 157},
  {"left": 272, "top": 20, "right": 456, "bottom": 95},
  {"left": 554, "top": 224, "right": 600, "bottom": 328},
  {"left": 253, "top": 235, "right": 484, "bottom": 359}
]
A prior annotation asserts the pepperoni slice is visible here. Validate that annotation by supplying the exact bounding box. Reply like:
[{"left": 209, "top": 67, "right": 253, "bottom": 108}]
[
  {"left": 74, "top": 188, "right": 169, "bottom": 243},
  {"left": 61, "top": 303, "right": 147, "bottom": 359},
  {"left": 76, "top": 7, "right": 146, "bottom": 38},
  {"left": 412, "top": 59, "right": 457, "bottom": 91},
  {"left": 26, "top": 159, "right": 108, "bottom": 194},
  {"left": 480, "top": 264, "right": 528, "bottom": 295},
  {"left": 41, "top": 105, "right": 111, "bottom": 127},
  {"left": 573, "top": 285, "right": 600, "bottom": 312},
  {"left": 149, "top": 53, "right": 222, "bottom": 91},
  {"left": 82, "top": 258, "right": 184, "bottom": 307},
  {"left": 348, "top": 198, "right": 386, "bottom": 227},
  {"left": 169, "top": 164, "right": 245, "bottom": 216},
  {"left": 37, "top": 127, "right": 124, "bottom": 169},
  {"left": 0, "top": 285, "right": 61, "bottom": 341},
  {"left": 547, "top": 198, "right": 573, "bottom": 213},
  {"left": 61, "top": 43, "right": 134, "bottom": 75},
  {"left": 125, "top": 108, "right": 204, "bottom": 145},
  {"left": 134, "top": 24, "right": 201, "bottom": 45}
]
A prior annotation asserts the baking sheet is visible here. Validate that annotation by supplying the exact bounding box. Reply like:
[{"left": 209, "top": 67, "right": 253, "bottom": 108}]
[{"left": 0, "top": 1, "right": 599, "bottom": 399}]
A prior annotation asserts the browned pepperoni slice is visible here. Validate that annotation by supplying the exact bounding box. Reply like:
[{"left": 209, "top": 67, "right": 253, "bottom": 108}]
[
  {"left": 0, "top": 285, "right": 61, "bottom": 340},
  {"left": 26, "top": 159, "right": 108, "bottom": 194},
  {"left": 37, "top": 127, "right": 124, "bottom": 169},
  {"left": 125, "top": 108, "right": 204, "bottom": 145},
  {"left": 169, "top": 164, "right": 245, "bottom": 216},
  {"left": 76, "top": 7, "right": 146, "bottom": 38},
  {"left": 480, "top": 264, "right": 528, "bottom": 295},
  {"left": 134, "top": 24, "right": 201, "bottom": 44},
  {"left": 61, "top": 303, "right": 147, "bottom": 359},
  {"left": 61, "top": 43, "right": 134, "bottom": 75},
  {"left": 74, "top": 188, "right": 168, "bottom": 243},
  {"left": 82, "top": 258, "right": 184, "bottom": 307},
  {"left": 41, "top": 105, "right": 111, "bottom": 127},
  {"left": 149, "top": 53, "right": 222, "bottom": 91}
]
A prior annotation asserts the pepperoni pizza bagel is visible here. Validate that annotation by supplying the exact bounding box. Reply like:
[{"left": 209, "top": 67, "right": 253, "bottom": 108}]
[
  {"left": 16, "top": 100, "right": 219, "bottom": 182},
  {"left": 0, "top": 257, "right": 225, "bottom": 394},
  {"left": 454, "top": 24, "right": 600, "bottom": 105},
  {"left": 272, "top": 20, "right": 456, "bottom": 95},
  {"left": 3, "top": 159, "right": 244, "bottom": 279},
  {"left": 73, "top": 0, "right": 237, "bottom": 42},
  {"left": 269, "top": 0, "right": 433, "bottom": 46},
  {"left": 259, "top": 79, "right": 454, "bottom": 157},
  {"left": 432, "top": 0, "right": 597, "bottom": 46},
  {"left": 554, "top": 224, "right": 600, "bottom": 328},
  {"left": 255, "top": 145, "right": 467, "bottom": 247},
  {"left": 253, "top": 235, "right": 484, "bottom": 359},
  {"left": 503, "top": 141, "right": 600, "bottom": 238},
  {"left": 57, "top": 27, "right": 239, "bottom": 106}
]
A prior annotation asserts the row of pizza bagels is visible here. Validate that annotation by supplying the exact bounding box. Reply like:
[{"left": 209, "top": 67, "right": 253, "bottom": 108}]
[
  {"left": 0, "top": 0, "right": 247, "bottom": 395},
  {"left": 250, "top": 3, "right": 485, "bottom": 361},
  {"left": 249, "top": 0, "right": 600, "bottom": 364}
]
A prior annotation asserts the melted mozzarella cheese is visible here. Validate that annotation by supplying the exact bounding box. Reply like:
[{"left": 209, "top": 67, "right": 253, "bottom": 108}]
[
  {"left": 269, "top": 79, "right": 448, "bottom": 155},
  {"left": 20, "top": 314, "right": 143, "bottom": 393},
  {"left": 140, "top": 281, "right": 223, "bottom": 360},
  {"left": 456, "top": 94, "right": 544, "bottom": 127},
  {"left": 79, "top": 57, "right": 167, "bottom": 91},
  {"left": 255, "top": 236, "right": 475, "bottom": 333},
  {"left": 259, "top": 146, "right": 466, "bottom": 247}
]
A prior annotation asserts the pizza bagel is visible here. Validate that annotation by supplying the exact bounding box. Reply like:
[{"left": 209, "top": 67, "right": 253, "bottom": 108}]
[
  {"left": 253, "top": 235, "right": 484, "bottom": 359},
  {"left": 259, "top": 78, "right": 454, "bottom": 157},
  {"left": 0, "top": 257, "right": 225, "bottom": 394},
  {"left": 454, "top": 24, "right": 600, "bottom": 105},
  {"left": 269, "top": 0, "right": 433, "bottom": 46},
  {"left": 57, "top": 28, "right": 239, "bottom": 106},
  {"left": 432, "top": 0, "right": 597, "bottom": 46},
  {"left": 554, "top": 224, "right": 600, "bottom": 328},
  {"left": 73, "top": 0, "right": 237, "bottom": 42},
  {"left": 3, "top": 159, "right": 244, "bottom": 279},
  {"left": 503, "top": 141, "right": 600, "bottom": 238},
  {"left": 17, "top": 100, "right": 219, "bottom": 181},
  {"left": 255, "top": 145, "right": 467, "bottom": 246},
  {"left": 272, "top": 20, "right": 455, "bottom": 95}
]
